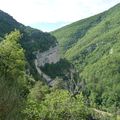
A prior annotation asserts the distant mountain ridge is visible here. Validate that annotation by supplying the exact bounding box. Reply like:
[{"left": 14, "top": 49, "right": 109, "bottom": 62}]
[{"left": 52, "top": 3, "right": 120, "bottom": 53}]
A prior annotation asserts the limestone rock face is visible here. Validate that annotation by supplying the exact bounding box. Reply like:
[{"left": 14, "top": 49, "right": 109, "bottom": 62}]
[{"left": 36, "top": 45, "right": 60, "bottom": 67}]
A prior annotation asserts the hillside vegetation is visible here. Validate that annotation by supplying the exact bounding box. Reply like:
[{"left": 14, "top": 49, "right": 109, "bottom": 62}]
[
  {"left": 0, "top": 11, "right": 92, "bottom": 120},
  {"left": 0, "top": 3, "right": 120, "bottom": 120},
  {"left": 52, "top": 3, "right": 120, "bottom": 113},
  {"left": 0, "top": 31, "right": 92, "bottom": 120},
  {"left": 0, "top": 10, "right": 57, "bottom": 79}
]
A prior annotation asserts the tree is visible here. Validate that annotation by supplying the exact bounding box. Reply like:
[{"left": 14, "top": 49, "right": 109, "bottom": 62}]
[
  {"left": 24, "top": 90, "right": 89, "bottom": 120},
  {"left": 0, "top": 30, "right": 26, "bottom": 120},
  {"left": 28, "top": 81, "right": 50, "bottom": 102}
]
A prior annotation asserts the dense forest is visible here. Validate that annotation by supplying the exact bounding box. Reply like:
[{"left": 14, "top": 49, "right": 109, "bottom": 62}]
[{"left": 0, "top": 3, "right": 120, "bottom": 120}]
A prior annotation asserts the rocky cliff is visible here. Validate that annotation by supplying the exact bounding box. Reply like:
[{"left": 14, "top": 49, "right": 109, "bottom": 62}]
[
  {"left": 34, "top": 45, "right": 60, "bottom": 85},
  {"left": 36, "top": 45, "right": 60, "bottom": 66}
]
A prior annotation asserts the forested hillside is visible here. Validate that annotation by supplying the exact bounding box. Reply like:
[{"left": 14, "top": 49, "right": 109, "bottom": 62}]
[
  {"left": 0, "top": 10, "right": 91, "bottom": 120},
  {"left": 0, "top": 10, "right": 57, "bottom": 79},
  {"left": 0, "top": 3, "right": 120, "bottom": 120},
  {"left": 52, "top": 3, "right": 120, "bottom": 114},
  {"left": 0, "top": 29, "right": 91, "bottom": 120}
]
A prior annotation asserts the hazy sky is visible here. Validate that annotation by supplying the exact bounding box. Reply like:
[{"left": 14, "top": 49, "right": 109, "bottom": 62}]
[{"left": 0, "top": 0, "right": 120, "bottom": 31}]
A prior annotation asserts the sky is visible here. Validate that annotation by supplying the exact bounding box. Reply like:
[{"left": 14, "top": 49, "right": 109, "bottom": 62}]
[{"left": 0, "top": 0, "right": 120, "bottom": 31}]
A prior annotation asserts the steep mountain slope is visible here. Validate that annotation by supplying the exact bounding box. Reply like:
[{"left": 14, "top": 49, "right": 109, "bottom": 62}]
[
  {"left": 52, "top": 3, "right": 120, "bottom": 111},
  {"left": 0, "top": 11, "right": 87, "bottom": 120},
  {"left": 0, "top": 10, "right": 57, "bottom": 79},
  {"left": 0, "top": 10, "right": 57, "bottom": 53},
  {"left": 0, "top": 10, "right": 20, "bottom": 36}
]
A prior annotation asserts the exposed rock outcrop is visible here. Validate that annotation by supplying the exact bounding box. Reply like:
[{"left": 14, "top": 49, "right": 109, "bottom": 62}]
[
  {"left": 36, "top": 45, "right": 60, "bottom": 66},
  {"left": 34, "top": 45, "right": 60, "bottom": 86},
  {"left": 35, "top": 59, "right": 53, "bottom": 86}
]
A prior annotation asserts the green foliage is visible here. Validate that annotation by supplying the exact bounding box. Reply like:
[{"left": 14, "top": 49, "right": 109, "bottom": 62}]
[
  {"left": 24, "top": 89, "right": 89, "bottom": 120},
  {"left": 0, "top": 30, "right": 25, "bottom": 78},
  {"left": 28, "top": 81, "right": 50, "bottom": 102},
  {"left": 0, "top": 30, "right": 27, "bottom": 120}
]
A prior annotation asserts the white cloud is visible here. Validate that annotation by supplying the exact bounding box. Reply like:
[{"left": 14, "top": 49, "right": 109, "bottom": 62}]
[{"left": 0, "top": 0, "right": 120, "bottom": 25}]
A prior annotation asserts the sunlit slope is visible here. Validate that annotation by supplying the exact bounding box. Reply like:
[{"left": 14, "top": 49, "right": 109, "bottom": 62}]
[
  {"left": 52, "top": 3, "right": 120, "bottom": 110},
  {"left": 52, "top": 11, "right": 106, "bottom": 52}
]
